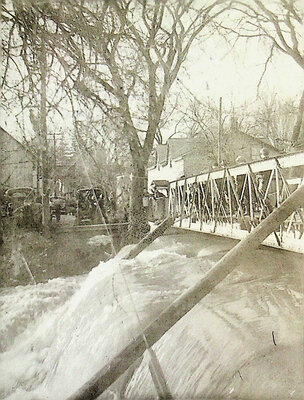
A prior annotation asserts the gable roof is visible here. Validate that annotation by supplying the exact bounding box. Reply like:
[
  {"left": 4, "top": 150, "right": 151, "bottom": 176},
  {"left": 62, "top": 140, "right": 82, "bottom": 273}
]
[
  {"left": 233, "top": 130, "right": 282, "bottom": 153},
  {"left": 156, "top": 144, "right": 168, "bottom": 165},
  {"left": 167, "top": 138, "right": 196, "bottom": 160},
  {"left": 148, "top": 137, "right": 209, "bottom": 169},
  {"left": 0, "top": 126, "right": 32, "bottom": 154}
]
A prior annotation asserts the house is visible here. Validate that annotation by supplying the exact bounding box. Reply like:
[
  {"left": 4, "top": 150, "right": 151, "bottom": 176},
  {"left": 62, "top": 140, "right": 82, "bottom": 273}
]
[
  {"left": 148, "top": 133, "right": 282, "bottom": 187},
  {"left": 0, "top": 127, "right": 37, "bottom": 190},
  {"left": 148, "top": 138, "right": 214, "bottom": 187},
  {"left": 224, "top": 130, "right": 283, "bottom": 165}
]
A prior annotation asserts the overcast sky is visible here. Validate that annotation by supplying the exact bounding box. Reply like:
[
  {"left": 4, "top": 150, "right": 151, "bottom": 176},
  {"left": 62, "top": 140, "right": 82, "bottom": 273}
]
[
  {"left": 2, "top": 16, "right": 303, "bottom": 141},
  {"left": 182, "top": 33, "right": 303, "bottom": 109}
]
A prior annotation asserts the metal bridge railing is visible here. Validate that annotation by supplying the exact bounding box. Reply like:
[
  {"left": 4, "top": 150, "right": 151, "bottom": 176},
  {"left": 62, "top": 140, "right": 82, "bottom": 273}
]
[{"left": 169, "top": 152, "right": 304, "bottom": 254}]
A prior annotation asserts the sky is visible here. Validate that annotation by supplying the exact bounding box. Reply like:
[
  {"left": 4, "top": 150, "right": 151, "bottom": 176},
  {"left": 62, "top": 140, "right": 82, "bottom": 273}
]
[
  {"left": 182, "top": 33, "right": 304, "bottom": 110},
  {"left": 2, "top": 5, "right": 304, "bottom": 142}
]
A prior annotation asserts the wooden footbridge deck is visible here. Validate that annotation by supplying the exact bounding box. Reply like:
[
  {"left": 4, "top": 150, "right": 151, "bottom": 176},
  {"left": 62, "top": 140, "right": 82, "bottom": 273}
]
[{"left": 168, "top": 151, "right": 304, "bottom": 254}]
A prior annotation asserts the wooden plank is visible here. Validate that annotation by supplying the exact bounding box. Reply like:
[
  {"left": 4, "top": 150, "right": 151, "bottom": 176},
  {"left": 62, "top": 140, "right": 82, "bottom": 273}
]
[
  {"left": 227, "top": 175, "right": 233, "bottom": 225},
  {"left": 259, "top": 168, "right": 275, "bottom": 222},
  {"left": 66, "top": 183, "right": 304, "bottom": 400},
  {"left": 214, "top": 170, "right": 228, "bottom": 222},
  {"left": 247, "top": 165, "right": 281, "bottom": 246},
  {"left": 188, "top": 177, "right": 198, "bottom": 228},
  {"left": 198, "top": 181, "right": 202, "bottom": 230},
  {"left": 148, "top": 348, "right": 172, "bottom": 399},
  {"left": 275, "top": 158, "right": 304, "bottom": 223},
  {"left": 122, "top": 217, "right": 174, "bottom": 260},
  {"left": 200, "top": 173, "right": 212, "bottom": 221},
  {"left": 247, "top": 172, "right": 254, "bottom": 221}
]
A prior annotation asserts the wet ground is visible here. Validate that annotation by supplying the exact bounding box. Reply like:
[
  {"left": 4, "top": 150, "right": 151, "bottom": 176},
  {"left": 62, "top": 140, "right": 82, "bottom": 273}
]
[{"left": 0, "top": 215, "right": 125, "bottom": 287}]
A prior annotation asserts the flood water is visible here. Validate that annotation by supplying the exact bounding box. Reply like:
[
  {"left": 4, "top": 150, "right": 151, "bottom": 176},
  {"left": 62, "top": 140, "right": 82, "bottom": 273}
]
[{"left": 0, "top": 232, "right": 303, "bottom": 399}]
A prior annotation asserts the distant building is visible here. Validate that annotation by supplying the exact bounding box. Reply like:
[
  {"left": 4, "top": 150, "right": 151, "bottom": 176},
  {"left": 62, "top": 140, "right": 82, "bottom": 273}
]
[
  {"left": 0, "top": 127, "right": 37, "bottom": 190},
  {"left": 148, "top": 133, "right": 282, "bottom": 187},
  {"left": 148, "top": 138, "right": 214, "bottom": 187},
  {"left": 226, "top": 131, "right": 282, "bottom": 165}
]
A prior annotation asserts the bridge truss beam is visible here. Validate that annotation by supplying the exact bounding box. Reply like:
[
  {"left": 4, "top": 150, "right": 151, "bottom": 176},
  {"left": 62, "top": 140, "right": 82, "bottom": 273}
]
[{"left": 169, "top": 152, "right": 304, "bottom": 253}]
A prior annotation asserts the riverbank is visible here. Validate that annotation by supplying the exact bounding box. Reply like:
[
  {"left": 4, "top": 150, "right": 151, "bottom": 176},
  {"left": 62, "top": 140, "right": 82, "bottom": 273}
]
[{"left": 0, "top": 223, "right": 115, "bottom": 288}]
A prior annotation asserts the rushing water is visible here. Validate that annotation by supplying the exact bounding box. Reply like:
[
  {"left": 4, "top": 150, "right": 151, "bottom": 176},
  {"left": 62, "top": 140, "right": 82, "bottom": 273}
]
[{"left": 0, "top": 233, "right": 303, "bottom": 400}]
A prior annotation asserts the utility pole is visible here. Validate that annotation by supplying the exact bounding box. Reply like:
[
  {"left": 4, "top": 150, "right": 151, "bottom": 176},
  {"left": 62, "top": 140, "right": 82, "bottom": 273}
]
[
  {"left": 53, "top": 131, "right": 56, "bottom": 170},
  {"left": 39, "top": 35, "right": 50, "bottom": 226},
  {"left": 218, "top": 96, "right": 222, "bottom": 166},
  {"left": 53, "top": 131, "right": 57, "bottom": 196}
]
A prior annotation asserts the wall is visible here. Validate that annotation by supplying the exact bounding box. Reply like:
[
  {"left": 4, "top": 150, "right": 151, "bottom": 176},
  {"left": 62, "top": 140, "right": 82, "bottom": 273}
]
[
  {"left": 225, "top": 132, "right": 281, "bottom": 164},
  {"left": 147, "top": 158, "right": 184, "bottom": 188},
  {"left": 0, "top": 129, "right": 35, "bottom": 189},
  {"left": 183, "top": 152, "right": 215, "bottom": 177}
]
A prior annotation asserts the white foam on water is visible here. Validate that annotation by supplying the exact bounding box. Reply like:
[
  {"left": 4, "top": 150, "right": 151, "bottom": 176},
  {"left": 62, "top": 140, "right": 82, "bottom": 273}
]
[
  {"left": 0, "top": 238, "right": 303, "bottom": 400},
  {"left": 0, "top": 276, "right": 84, "bottom": 351},
  {"left": 135, "top": 248, "right": 186, "bottom": 266},
  {"left": 0, "top": 242, "right": 196, "bottom": 399},
  {"left": 87, "top": 235, "right": 112, "bottom": 247}
]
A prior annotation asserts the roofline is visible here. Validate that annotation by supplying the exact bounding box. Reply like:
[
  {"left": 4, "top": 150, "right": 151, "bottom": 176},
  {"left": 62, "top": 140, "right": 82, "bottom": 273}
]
[
  {"left": 169, "top": 150, "right": 302, "bottom": 185},
  {"left": 0, "top": 126, "right": 33, "bottom": 155},
  {"left": 236, "top": 130, "right": 282, "bottom": 152}
]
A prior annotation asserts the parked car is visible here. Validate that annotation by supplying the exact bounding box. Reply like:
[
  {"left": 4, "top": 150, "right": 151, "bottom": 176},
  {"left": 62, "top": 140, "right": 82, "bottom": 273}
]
[
  {"left": 4, "top": 187, "right": 42, "bottom": 228},
  {"left": 76, "top": 187, "right": 107, "bottom": 225},
  {"left": 49, "top": 196, "right": 66, "bottom": 222},
  {"left": 5, "top": 187, "right": 35, "bottom": 206},
  {"left": 65, "top": 197, "right": 77, "bottom": 215}
]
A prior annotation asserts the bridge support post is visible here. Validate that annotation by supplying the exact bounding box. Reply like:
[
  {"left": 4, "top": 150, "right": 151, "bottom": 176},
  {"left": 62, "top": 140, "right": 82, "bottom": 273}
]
[{"left": 66, "top": 184, "right": 304, "bottom": 400}]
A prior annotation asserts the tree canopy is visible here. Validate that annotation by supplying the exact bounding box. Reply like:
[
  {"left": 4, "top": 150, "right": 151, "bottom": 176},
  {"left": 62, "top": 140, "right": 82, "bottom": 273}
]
[{"left": 2, "top": 0, "right": 304, "bottom": 238}]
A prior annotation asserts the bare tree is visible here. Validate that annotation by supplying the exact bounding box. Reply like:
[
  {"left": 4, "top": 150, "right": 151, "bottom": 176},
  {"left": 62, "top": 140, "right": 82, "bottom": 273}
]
[
  {"left": 217, "top": 0, "right": 304, "bottom": 146},
  {"left": 10, "top": 0, "right": 230, "bottom": 240},
  {"left": 291, "top": 89, "right": 304, "bottom": 144},
  {"left": 219, "top": 0, "right": 304, "bottom": 68},
  {"left": 1, "top": 1, "right": 70, "bottom": 225}
]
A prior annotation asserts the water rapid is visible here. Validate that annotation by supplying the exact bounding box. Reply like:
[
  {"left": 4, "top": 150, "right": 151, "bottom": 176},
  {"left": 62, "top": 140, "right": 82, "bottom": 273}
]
[{"left": 0, "top": 233, "right": 303, "bottom": 399}]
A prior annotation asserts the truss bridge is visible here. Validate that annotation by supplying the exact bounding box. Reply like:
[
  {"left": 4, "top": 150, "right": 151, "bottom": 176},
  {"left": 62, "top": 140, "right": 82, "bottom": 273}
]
[{"left": 168, "top": 152, "right": 304, "bottom": 254}]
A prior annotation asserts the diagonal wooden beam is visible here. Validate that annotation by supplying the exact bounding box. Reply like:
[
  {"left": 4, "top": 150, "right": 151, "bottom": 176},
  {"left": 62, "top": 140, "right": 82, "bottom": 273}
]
[{"left": 121, "top": 216, "right": 174, "bottom": 260}]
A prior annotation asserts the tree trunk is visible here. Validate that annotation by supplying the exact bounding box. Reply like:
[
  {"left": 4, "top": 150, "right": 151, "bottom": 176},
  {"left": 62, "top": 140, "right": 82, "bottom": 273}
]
[
  {"left": 41, "top": 155, "right": 50, "bottom": 226},
  {"left": 291, "top": 90, "right": 304, "bottom": 145},
  {"left": 0, "top": 216, "right": 4, "bottom": 247},
  {"left": 121, "top": 217, "right": 174, "bottom": 260},
  {"left": 125, "top": 162, "right": 150, "bottom": 243}
]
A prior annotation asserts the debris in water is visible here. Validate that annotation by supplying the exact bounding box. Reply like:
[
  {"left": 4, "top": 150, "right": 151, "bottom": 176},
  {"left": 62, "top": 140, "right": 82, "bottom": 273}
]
[{"left": 272, "top": 330, "right": 277, "bottom": 346}]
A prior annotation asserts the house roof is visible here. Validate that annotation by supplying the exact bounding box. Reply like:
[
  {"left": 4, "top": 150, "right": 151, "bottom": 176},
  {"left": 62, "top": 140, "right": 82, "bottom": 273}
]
[
  {"left": 148, "top": 131, "right": 282, "bottom": 171},
  {"left": 0, "top": 126, "right": 32, "bottom": 155},
  {"left": 167, "top": 138, "right": 197, "bottom": 160},
  {"left": 148, "top": 137, "right": 209, "bottom": 168},
  {"left": 233, "top": 131, "right": 282, "bottom": 153},
  {"left": 156, "top": 144, "right": 168, "bottom": 165}
]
